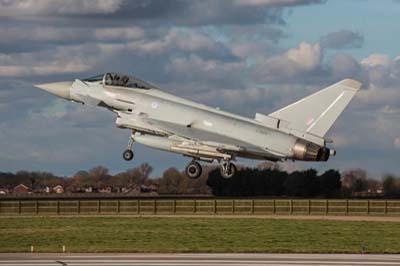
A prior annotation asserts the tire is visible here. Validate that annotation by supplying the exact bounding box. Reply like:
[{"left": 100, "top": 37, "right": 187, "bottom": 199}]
[
  {"left": 220, "top": 163, "right": 237, "bottom": 179},
  {"left": 123, "top": 149, "right": 134, "bottom": 161},
  {"left": 185, "top": 161, "right": 202, "bottom": 179}
]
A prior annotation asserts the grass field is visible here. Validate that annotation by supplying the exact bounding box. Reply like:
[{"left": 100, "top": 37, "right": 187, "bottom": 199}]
[{"left": 0, "top": 216, "right": 399, "bottom": 253}]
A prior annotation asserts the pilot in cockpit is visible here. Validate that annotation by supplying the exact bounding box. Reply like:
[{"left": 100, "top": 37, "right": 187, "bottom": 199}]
[{"left": 84, "top": 73, "right": 153, "bottom": 90}]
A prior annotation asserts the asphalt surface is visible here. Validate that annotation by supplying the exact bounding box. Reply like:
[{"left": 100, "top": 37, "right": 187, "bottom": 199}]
[{"left": 1, "top": 253, "right": 400, "bottom": 266}]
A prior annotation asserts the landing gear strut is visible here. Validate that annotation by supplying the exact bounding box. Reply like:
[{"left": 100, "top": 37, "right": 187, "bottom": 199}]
[
  {"left": 122, "top": 130, "right": 135, "bottom": 161},
  {"left": 220, "top": 160, "right": 237, "bottom": 179},
  {"left": 185, "top": 160, "right": 202, "bottom": 179}
]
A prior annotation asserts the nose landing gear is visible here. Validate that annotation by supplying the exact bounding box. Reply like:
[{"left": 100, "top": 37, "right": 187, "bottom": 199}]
[
  {"left": 122, "top": 130, "right": 135, "bottom": 161},
  {"left": 123, "top": 149, "right": 134, "bottom": 161}
]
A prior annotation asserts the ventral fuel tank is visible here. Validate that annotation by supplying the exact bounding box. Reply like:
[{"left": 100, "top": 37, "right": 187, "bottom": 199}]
[{"left": 133, "top": 135, "right": 180, "bottom": 152}]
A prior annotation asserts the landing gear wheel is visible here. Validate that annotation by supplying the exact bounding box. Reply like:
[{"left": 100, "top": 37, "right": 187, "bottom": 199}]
[
  {"left": 220, "top": 162, "right": 237, "bottom": 179},
  {"left": 123, "top": 149, "right": 134, "bottom": 161},
  {"left": 185, "top": 161, "right": 202, "bottom": 179},
  {"left": 122, "top": 130, "right": 135, "bottom": 161}
]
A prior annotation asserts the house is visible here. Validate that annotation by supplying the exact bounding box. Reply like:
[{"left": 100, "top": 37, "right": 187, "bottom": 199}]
[
  {"left": 33, "top": 186, "right": 49, "bottom": 193},
  {"left": 53, "top": 185, "right": 64, "bottom": 194},
  {"left": 13, "top": 184, "right": 30, "bottom": 194},
  {"left": 141, "top": 184, "right": 159, "bottom": 193},
  {"left": 121, "top": 184, "right": 140, "bottom": 195},
  {"left": 367, "top": 188, "right": 383, "bottom": 194},
  {"left": 0, "top": 188, "right": 9, "bottom": 194},
  {"left": 98, "top": 186, "right": 112, "bottom": 193},
  {"left": 148, "top": 184, "right": 159, "bottom": 192}
]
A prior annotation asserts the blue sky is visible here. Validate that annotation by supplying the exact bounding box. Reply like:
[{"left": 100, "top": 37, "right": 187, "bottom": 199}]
[
  {"left": 0, "top": 0, "right": 399, "bottom": 178},
  {"left": 285, "top": 0, "right": 400, "bottom": 60}
]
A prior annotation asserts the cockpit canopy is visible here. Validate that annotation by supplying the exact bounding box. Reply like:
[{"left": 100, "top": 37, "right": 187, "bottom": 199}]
[{"left": 83, "top": 73, "right": 155, "bottom": 90}]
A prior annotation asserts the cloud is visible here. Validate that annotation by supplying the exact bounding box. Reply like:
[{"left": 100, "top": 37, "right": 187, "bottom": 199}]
[
  {"left": 0, "top": 0, "right": 124, "bottom": 17},
  {"left": 249, "top": 41, "right": 398, "bottom": 90},
  {"left": 125, "top": 29, "right": 220, "bottom": 54},
  {"left": 320, "top": 30, "right": 364, "bottom": 49},
  {"left": 0, "top": 26, "right": 146, "bottom": 44},
  {"left": 165, "top": 54, "right": 247, "bottom": 90},
  {"left": 328, "top": 53, "right": 364, "bottom": 82},
  {"left": 286, "top": 42, "right": 321, "bottom": 69},
  {"left": 361, "top": 55, "right": 400, "bottom": 88},
  {"left": 252, "top": 42, "right": 322, "bottom": 83},
  {"left": 164, "top": 1, "right": 286, "bottom": 26},
  {"left": 380, "top": 105, "right": 400, "bottom": 114},
  {"left": 0, "top": 0, "right": 326, "bottom": 27},
  {"left": 395, "top": 138, "right": 400, "bottom": 149},
  {"left": 0, "top": 27, "right": 82, "bottom": 43},
  {"left": 0, "top": 105, "right": 119, "bottom": 163},
  {"left": 0, "top": 45, "right": 95, "bottom": 76},
  {"left": 361, "top": 54, "right": 390, "bottom": 67},
  {"left": 234, "top": 0, "right": 324, "bottom": 7},
  {"left": 93, "top": 27, "right": 144, "bottom": 41},
  {"left": 0, "top": 62, "right": 90, "bottom": 77}
]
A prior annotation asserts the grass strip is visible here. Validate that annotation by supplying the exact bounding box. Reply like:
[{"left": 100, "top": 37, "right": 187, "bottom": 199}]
[{"left": 0, "top": 216, "right": 398, "bottom": 253}]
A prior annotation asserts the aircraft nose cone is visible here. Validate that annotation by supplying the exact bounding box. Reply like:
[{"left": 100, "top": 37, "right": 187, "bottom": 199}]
[{"left": 35, "top": 81, "right": 72, "bottom": 100}]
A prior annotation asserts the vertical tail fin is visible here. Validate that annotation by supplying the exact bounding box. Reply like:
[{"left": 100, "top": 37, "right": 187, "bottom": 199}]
[{"left": 269, "top": 79, "right": 361, "bottom": 137}]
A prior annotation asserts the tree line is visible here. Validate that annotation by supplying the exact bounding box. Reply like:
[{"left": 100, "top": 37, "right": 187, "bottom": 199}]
[
  {"left": 0, "top": 163, "right": 399, "bottom": 198},
  {"left": 0, "top": 163, "right": 155, "bottom": 192},
  {"left": 207, "top": 168, "right": 341, "bottom": 197}
]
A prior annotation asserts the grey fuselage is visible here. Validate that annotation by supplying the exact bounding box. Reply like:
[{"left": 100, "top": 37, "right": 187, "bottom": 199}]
[{"left": 70, "top": 79, "right": 300, "bottom": 162}]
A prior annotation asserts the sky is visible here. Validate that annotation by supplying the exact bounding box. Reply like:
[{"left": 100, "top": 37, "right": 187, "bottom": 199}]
[{"left": 0, "top": 0, "right": 399, "bottom": 178}]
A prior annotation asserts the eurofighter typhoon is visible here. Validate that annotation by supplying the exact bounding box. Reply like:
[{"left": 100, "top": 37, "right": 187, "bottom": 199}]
[{"left": 35, "top": 73, "right": 360, "bottom": 179}]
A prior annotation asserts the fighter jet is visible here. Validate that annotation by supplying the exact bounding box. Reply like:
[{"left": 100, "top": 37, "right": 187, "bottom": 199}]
[{"left": 35, "top": 73, "right": 360, "bottom": 179}]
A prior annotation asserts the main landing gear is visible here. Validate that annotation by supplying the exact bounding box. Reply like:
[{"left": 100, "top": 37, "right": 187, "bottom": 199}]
[
  {"left": 121, "top": 130, "right": 238, "bottom": 180},
  {"left": 184, "top": 159, "right": 237, "bottom": 179},
  {"left": 123, "top": 130, "right": 135, "bottom": 161},
  {"left": 185, "top": 161, "right": 202, "bottom": 179},
  {"left": 220, "top": 160, "right": 237, "bottom": 179}
]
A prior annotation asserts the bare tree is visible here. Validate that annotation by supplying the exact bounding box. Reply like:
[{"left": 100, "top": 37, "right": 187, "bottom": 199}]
[
  {"left": 89, "top": 166, "right": 110, "bottom": 181},
  {"left": 366, "top": 178, "right": 381, "bottom": 192},
  {"left": 158, "top": 167, "right": 187, "bottom": 194},
  {"left": 342, "top": 168, "right": 368, "bottom": 195},
  {"left": 383, "top": 175, "right": 400, "bottom": 197},
  {"left": 138, "top": 163, "right": 153, "bottom": 185}
]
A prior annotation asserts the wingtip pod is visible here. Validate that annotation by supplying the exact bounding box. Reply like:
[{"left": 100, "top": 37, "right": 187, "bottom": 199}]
[{"left": 339, "top": 78, "right": 362, "bottom": 91}]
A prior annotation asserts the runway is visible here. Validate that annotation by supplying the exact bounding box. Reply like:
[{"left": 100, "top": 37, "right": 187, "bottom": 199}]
[{"left": 1, "top": 253, "right": 400, "bottom": 266}]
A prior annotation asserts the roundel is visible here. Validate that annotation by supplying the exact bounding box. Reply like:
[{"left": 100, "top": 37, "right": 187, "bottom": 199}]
[{"left": 151, "top": 102, "right": 159, "bottom": 109}]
